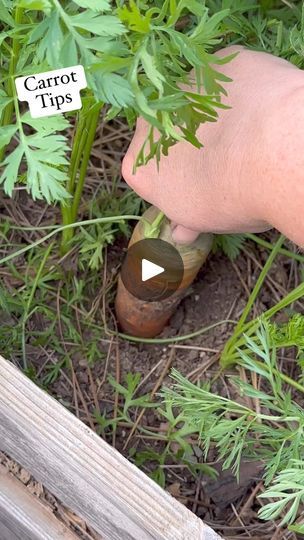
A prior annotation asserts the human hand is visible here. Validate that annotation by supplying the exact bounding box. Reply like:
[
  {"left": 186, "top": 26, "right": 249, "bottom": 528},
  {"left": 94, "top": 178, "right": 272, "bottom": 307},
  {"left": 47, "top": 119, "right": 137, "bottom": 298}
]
[{"left": 122, "top": 46, "right": 304, "bottom": 245}]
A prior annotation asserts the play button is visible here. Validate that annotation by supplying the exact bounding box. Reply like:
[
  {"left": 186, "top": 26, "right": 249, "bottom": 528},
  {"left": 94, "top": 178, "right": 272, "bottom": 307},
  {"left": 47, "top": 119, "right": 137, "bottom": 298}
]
[
  {"left": 142, "top": 259, "right": 164, "bottom": 282},
  {"left": 120, "top": 239, "right": 184, "bottom": 302}
]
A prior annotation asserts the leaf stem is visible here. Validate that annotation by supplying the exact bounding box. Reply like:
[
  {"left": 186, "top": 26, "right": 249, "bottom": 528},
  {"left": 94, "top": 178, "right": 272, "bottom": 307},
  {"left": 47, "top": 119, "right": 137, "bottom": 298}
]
[
  {"left": 71, "top": 103, "right": 102, "bottom": 222},
  {"left": 238, "top": 234, "right": 285, "bottom": 332},
  {"left": 221, "top": 234, "right": 286, "bottom": 367},
  {"left": 61, "top": 100, "right": 94, "bottom": 238},
  {"left": 246, "top": 233, "right": 304, "bottom": 264},
  {"left": 253, "top": 359, "right": 304, "bottom": 394},
  {"left": 115, "top": 319, "right": 236, "bottom": 344},
  {"left": 60, "top": 101, "right": 102, "bottom": 253},
  {"left": 221, "top": 280, "right": 304, "bottom": 367},
  {"left": 143, "top": 211, "right": 165, "bottom": 238},
  {"left": 0, "top": 215, "right": 142, "bottom": 265},
  {"left": 0, "top": 6, "right": 23, "bottom": 162},
  {"left": 67, "top": 99, "right": 94, "bottom": 196},
  {"left": 21, "top": 242, "right": 53, "bottom": 369}
]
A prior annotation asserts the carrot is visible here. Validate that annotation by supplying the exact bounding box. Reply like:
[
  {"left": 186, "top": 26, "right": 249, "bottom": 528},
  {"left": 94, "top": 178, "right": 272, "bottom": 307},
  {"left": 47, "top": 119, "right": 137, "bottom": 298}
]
[{"left": 115, "top": 206, "right": 213, "bottom": 338}]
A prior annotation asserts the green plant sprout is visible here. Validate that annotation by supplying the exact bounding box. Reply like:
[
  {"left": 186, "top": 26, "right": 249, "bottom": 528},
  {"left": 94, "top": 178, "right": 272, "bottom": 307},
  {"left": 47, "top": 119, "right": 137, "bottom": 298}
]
[{"left": 94, "top": 371, "right": 216, "bottom": 489}]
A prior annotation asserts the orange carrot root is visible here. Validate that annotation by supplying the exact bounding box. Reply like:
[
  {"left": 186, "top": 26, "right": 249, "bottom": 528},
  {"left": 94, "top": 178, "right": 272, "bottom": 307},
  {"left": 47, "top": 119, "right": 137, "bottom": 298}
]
[{"left": 115, "top": 206, "right": 213, "bottom": 338}]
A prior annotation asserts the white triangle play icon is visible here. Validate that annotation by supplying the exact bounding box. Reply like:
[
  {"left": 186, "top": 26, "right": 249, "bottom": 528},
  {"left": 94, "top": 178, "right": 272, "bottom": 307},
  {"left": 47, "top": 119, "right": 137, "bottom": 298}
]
[{"left": 141, "top": 259, "right": 165, "bottom": 282}]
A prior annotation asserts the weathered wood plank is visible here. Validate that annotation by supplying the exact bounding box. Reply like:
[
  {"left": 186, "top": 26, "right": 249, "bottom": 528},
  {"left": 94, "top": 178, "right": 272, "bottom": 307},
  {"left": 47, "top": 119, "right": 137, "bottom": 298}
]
[
  {"left": 0, "top": 464, "right": 79, "bottom": 540},
  {"left": 0, "top": 355, "right": 222, "bottom": 540}
]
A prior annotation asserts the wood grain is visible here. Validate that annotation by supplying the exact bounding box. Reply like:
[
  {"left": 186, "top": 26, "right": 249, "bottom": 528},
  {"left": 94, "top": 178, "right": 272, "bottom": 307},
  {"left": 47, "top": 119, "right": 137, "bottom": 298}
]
[
  {"left": 0, "top": 464, "right": 79, "bottom": 540},
  {"left": 0, "top": 355, "right": 222, "bottom": 540}
]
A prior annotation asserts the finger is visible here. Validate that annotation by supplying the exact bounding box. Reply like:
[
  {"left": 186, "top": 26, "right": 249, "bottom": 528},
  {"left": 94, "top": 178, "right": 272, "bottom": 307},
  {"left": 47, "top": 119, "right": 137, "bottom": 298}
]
[{"left": 171, "top": 225, "right": 200, "bottom": 245}]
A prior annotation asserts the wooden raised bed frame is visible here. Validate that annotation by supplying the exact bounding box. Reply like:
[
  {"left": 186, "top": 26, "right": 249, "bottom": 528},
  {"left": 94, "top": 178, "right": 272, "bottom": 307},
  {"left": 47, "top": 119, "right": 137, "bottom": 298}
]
[{"left": 0, "top": 354, "right": 222, "bottom": 539}]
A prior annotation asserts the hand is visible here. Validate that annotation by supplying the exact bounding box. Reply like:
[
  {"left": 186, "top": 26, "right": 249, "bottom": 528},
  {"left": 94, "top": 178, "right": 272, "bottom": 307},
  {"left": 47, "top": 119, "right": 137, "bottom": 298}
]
[{"left": 122, "top": 46, "right": 304, "bottom": 245}]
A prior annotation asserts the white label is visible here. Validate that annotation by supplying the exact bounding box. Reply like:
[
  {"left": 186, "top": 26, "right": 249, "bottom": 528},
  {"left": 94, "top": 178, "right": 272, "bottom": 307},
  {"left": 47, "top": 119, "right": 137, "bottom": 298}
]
[{"left": 15, "top": 65, "right": 87, "bottom": 118}]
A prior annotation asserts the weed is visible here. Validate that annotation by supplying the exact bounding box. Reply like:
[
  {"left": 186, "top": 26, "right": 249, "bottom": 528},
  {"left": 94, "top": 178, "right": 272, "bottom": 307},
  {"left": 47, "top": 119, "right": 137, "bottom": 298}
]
[
  {"left": 95, "top": 372, "right": 216, "bottom": 489},
  {"left": 73, "top": 188, "right": 143, "bottom": 270},
  {"left": 212, "top": 233, "right": 247, "bottom": 261}
]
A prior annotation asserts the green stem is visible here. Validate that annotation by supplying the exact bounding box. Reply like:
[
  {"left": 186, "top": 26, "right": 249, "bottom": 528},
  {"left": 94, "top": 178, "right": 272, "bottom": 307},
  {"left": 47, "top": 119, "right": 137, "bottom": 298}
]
[
  {"left": 60, "top": 102, "right": 102, "bottom": 253},
  {"left": 67, "top": 99, "right": 93, "bottom": 195},
  {"left": 221, "top": 280, "right": 304, "bottom": 367},
  {"left": 246, "top": 233, "right": 304, "bottom": 264},
  {"left": 51, "top": 0, "right": 103, "bottom": 253},
  {"left": 221, "top": 234, "right": 286, "bottom": 367},
  {"left": 241, "top": 280, "right": 304, "bottom": 340},
  {"left": 0, "top": 6, "right": 23, "bottom": 162},
  {"left": 115, "top": 319, "right": 236, "bottom": 344},
  {"left": 70, "top": 103, "right": 102, "bottom": 222},
  {"left": 143, "top": 211, "right": 165, "bottom": 238},
  {"left": 0, "top": 215, "right": 142, "bottom": 265},
  {"left": 237, "top": 234, "right": 285, "bottom": 333},
  {"left": 21, "top": 242, "right": 53, "bottom": 369},
  {"left": 253, "top": 360, "right": 304, "bottom": 395},
  {"left": 61, "top": 100, "right": 93, "bottom": 231}
]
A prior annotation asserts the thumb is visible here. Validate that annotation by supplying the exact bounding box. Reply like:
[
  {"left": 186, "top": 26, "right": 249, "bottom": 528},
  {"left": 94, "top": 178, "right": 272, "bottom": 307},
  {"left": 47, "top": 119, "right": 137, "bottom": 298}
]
[{"left": 171, "top": 224, "right": 200, "bottom": 245}]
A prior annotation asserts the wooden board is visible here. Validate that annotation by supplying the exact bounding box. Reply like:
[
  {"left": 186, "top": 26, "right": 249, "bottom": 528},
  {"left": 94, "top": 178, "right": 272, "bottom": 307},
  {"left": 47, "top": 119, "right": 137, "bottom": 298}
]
[
  {"left": 0, "top": 464, "right": 79, "bottom": 540},
  {"left": 0, "top": 354, "right": 222, "bottom": 540}
]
